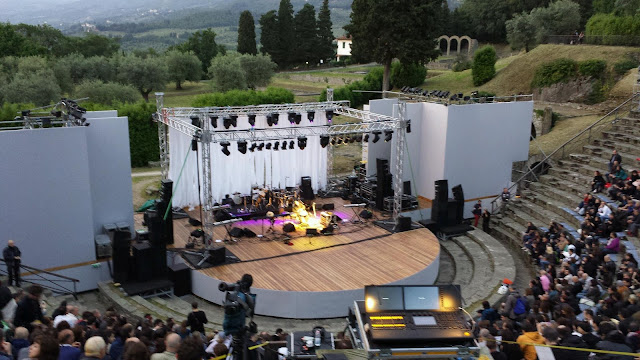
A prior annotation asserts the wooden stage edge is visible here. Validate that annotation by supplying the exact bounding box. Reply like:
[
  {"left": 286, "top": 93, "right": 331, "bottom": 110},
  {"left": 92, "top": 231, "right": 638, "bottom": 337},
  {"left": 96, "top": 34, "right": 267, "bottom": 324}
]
[{"left": 136, "top": 197, "right": 440, "bottom": 293}]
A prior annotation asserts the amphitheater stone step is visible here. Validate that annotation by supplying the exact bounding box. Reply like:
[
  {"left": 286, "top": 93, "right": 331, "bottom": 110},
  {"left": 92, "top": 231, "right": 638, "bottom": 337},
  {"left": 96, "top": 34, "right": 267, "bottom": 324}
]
[
  {"left": 556, "top": 159, "right": 602, "bottom": 177},
  {"left": 526, "top": 192, "right": 584, "bottom": 227},
  {"left": 590, "top": 140, "right": 640, "bottom": 159},
  {"left": 514, "top": 199, "right": 580, "bottom": 230},
  {"left": 541, "top": 170, "right": 591, "bottom": 189},
  {"left": 601, "top": 131, "right": 640, "bottom": 145},
  {"left": 529, "top": 182, "right": 580, "bottom": 208},
  {"left": 435, "top": 244, "right": 456, "bottom": 284},
  {"left": 611, "top": 123, "right": 640, "bottom": 136},
  {"left": 439, "top": 239, "right": 473, "bottom": 287}
]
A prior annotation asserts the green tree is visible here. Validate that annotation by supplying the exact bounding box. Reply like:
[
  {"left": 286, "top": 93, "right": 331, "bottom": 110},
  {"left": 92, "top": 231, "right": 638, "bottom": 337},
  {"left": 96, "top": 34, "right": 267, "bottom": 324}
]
[
  {"left": 593, "top": 0, "right": 615, "bottom": 13},
  {"left": 259, "top": 10, "right": 279, "bottom": 57},
  {"left": 208, "top": 54, "right": 247, "bottom": 91},
  {"left": 531, "top": 0, "right": 580, "bottom": 43},
  {"left": 0, "top": 23, "right": 26, "bottom": 57},
  {"left": 472, "top": 45, "right": 497, "bottom": 86},
  {"left": 239, "top": 54, "right": 277, "bottom": 89},
  {"left": 294, "top": 3, "right": 318, "bottom": 65},
  {"left": 390, "top": 62, "right": 427, "bottom": 88},
  {"left": 117, "top": 55, "right": 168, "bottom": 102},
  {"left": 179, "top": 28, "right": 220, "bottom": 73},
  {"left": 237, "top": 10, "right": 257, "bottom": 55},
  {"left": 316, "top": 0, "right": 334, "bottom": 63},
  {"left": 273, "top": 0, "right": 295, "bottom": 67},
  {"left": 506, "top": 12, "right": 537, "bottom": 52},
  {"left": 455, "top": 0, "right": 514, "bottom": 42},
  {"left": 344, "top": 0, "right": 444, "bottom": 91},
  {"left": 72, "top": 33, "right": 120, "bottom": 57},
  {"left": 165, "top": 50, "right": 203, "bottom": 90},
  {"left": 74, "top": 80, "right": 141, "bottom": 105},
  {"left": 1, "top": 70, "right": 61, "bottom": 106}
]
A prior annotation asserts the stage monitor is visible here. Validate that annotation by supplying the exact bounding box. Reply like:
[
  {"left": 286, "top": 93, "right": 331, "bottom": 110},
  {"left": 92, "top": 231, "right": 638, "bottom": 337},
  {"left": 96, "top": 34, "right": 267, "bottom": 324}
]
[
  {"left": 365, "top": 286, "right": 403, "bottom": 313},
  {"left": 403, "top": 286, "right": 440, "bottom": 311}
]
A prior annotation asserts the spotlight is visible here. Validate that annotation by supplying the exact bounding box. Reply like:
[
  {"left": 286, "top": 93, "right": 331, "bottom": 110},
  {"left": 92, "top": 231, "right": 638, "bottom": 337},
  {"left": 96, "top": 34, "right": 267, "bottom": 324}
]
[
  {"left": 238, "top": 140, "right": 247, "bottom": 154},
  {"left": 272, "top": 113, "right": 279, "bottom": 125},
  {"left": 282, "top": 141, "right": 287, "bottom": 150},
  {"left": 288, "top": 112, "right": 296, "bottom": 124},
  {"left": 230, "top": 115, "right": 238, "bottom": 127},
  {"left": 274, "top": 142, "right": 280, "bottom": 150},
  {"left": 325, "top": 110, "right": 333, "bottom": 123},
  {"left": 363, "top": 134, "right": 370, "bottom": 142},
  {"left": 298, "top": 136, "right": 307, "bottom": 150},
  {"left": 248, "top": 114, "right": 256, "bottom": 127},
  {"left": 337, "top": 137, "right": 343, "bottom": 145},
  {"left": 458, "top": 93, "right": 463, "bottom": 99},
  {"left": 266, "top": 114, "right": 274, "bottom": 127},
  {"left": 355, "top": 135, "right": 362, "bottom": 142},
  {"left": 223, "top": 117, "right": 232, "bottom": 129},
  {"left": 307, "top": 111, "right": 315, "bottom": 122},
  {"left": 266, "top": 142, "right": 272, "bottom": 150},
  {"left": 295, "top": 113, "right": 302, "bottom": 125},
  {"left": 258, "top": 143, "right": 265, "bottom": 151},
  {"left": 190, "top": 116, "right": 200, "bottom": 128},
  {"left": 331, "top": 138, "right": 336, "bottom": 146},
  {"left": 320, "top": 135, "right": 330, "bottom": 148},
  {"left": 372, "top": 131, "right": 381, "bottom": 143},
  {"left": 289, "top": 140, "right": 295, "bottom": 149},
  {"left": 249, "top": 143, "right": 257, "bottom": 152},
  {"left": 210, "top": 116, "right": 218, "bottom": 128},
  {"left": 384, "top": 130, "right": 393, "bottom": 142},
  {"left": 348, "top": 136, "right": 355, "bottom": 143},
  {"left": 221, "top": 142, "right": 231, "bottom": 156},
  {"left": 406, "top": 120, "right": 411, "bottom": 133}
]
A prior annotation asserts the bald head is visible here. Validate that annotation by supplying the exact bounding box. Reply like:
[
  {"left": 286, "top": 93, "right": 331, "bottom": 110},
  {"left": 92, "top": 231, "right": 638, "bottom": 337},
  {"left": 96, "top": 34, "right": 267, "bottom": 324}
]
[
  {"left": 166, "top": 333, "right": 181, "bottom": 352},
  {"left": 7, "top": 240, "right": 14, "bottom": 247}
]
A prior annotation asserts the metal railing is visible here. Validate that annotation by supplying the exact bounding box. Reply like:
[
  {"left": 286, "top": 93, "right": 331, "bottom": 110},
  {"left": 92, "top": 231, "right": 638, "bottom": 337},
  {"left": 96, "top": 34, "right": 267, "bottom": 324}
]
[
  {"left": 490, "top": 93, "right": 640, "bottom": 214},
  {"left": 0, "top": 260, "right": 79, "bottom": 299},
  {"left": 547, "top": 34, "right": 640, "bottom": 47}
]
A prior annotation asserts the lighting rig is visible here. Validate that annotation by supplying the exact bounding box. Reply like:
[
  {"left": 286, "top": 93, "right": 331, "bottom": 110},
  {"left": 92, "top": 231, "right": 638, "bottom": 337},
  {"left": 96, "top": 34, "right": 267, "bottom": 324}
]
[
  {"left": 154, "top": 93, "right": 411, "bottom": 239},
  {"left": 0, "top": 98, "right": 90, "bottom": 132}
]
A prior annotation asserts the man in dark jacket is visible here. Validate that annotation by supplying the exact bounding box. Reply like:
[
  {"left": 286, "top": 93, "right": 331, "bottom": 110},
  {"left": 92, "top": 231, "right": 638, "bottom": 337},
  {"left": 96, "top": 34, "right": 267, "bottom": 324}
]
[
  {"left": 3, "top": 240, "right": 21, "bottom": 287},
  {"left": 186, "top": 302, "right": 208, "bottom": 335},
  {"left": 576, "top": 321, "right": 600, "bottom": 349},
  {"left": 596, "top": 322, "right": 634, "bottom": 360},
  {"left": 609, "top": 150, "right": 622, "bottom": 173},
  {"left": 557, "top": 325, "right": 589, "bottom": 360},
  {"left": 13, "top": 285, "right": 43, "bottom": 332}
]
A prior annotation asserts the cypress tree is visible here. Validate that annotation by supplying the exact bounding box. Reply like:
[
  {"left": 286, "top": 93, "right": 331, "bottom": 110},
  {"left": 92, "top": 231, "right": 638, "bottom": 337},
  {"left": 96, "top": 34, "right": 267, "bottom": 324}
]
[
  {"left": 294, "top": 3, "right": 318, "bottom": 65},
  {"left": 259, "top": 10, "right": 278, "bottom": 58},
  {"left": 273, "top": 0, "right": 294, "bottom": 68},
  {"left": 316, "top": 0, "right": 334, "bottom": 63},
  {"left": 237, "top": 10, "right": 257, "bottom": 55}
]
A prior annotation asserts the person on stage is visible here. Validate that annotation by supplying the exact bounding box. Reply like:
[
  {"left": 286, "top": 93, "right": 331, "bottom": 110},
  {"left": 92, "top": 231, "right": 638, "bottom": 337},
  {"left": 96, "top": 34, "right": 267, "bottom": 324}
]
[{"left": 3, "top": 240, "right": 21, "bottom": 287}]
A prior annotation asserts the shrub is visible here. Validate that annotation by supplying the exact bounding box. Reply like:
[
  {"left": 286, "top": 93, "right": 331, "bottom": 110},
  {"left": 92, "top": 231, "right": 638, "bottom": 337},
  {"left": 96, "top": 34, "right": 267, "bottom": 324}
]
[
  {"left": 390, "top": 61, "right": 427, "bottom": 88},
  {"left": 472, "top": 46, "right": 497, "bottom": 86},
  {"left": 1, "top": 70, "right": 61, "bottom": 106},
  {"left": 452, "top": 55, "right": 472, "bottom": 72},
  {"left": 74, "top": 80, "right": 141, "bottom": 106},
  {"left": 578, "top": 59, "right": 607, "bottom": 79},
  {"left": 191, "top": 87, "right": 294, "bottom": 107},
  {"left": 318, "top": 66, "right": 385, "bottom": 108},
  {"left": 117, "top": 102, "right": 159, "bottom": 168},
  {"left": 613, "top": 58, "right": 639, "bottom": 76},
  {"left": 531, "top": 58, "right": 578, "bottom": 88}
]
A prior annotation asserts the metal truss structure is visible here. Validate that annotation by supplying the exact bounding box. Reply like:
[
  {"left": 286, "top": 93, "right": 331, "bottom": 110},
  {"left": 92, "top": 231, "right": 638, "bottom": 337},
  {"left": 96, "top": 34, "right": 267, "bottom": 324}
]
[
  {"left": 153, "top": 92, "right": 410, "bottom": 239},
  {"left": 0, "top": 98, "right": 90, "bottom": 132}
]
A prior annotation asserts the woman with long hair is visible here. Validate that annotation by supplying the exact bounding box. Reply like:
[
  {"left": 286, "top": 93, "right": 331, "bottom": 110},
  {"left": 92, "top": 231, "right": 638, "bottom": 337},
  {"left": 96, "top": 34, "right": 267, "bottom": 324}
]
[{"left": 28, "top": 335, "right": 59, "bottom": 360}]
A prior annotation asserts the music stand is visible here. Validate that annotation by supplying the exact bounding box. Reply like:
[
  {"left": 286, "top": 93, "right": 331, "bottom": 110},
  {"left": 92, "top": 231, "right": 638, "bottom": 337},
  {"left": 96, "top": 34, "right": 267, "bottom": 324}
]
[{"left": 345, "top": 203, "right": 367, "bottom": 223}]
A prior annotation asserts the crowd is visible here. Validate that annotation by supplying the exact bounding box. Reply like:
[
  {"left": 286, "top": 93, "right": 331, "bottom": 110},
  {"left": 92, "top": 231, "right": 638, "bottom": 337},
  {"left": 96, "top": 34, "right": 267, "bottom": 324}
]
[
  {"left": 479, "top": 149, "right": 640, "bottom": 360},
  {"left": 0, "top": 286, "right": 290, "bottom": 360}
]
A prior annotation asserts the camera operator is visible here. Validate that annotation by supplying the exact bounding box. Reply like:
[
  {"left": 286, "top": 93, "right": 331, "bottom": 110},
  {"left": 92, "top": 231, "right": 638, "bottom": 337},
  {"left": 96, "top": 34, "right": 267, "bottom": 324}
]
[{"left": 221, "top": 274, "right": 256, "bottom": 337}]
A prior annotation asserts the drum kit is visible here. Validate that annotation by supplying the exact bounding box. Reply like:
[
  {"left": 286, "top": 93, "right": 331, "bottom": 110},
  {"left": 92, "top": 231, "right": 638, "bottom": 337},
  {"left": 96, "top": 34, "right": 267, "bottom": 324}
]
[{"left": 230, "top": 185, "right": 302, "bottom": 213}]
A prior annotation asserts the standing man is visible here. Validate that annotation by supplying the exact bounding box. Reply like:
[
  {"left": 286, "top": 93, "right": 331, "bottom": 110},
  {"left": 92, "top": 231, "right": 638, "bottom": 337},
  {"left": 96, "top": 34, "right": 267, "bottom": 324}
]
[
  {"left": 186, "top": 302, "right": 208, "bottom": 336},
  {"left": 472, "top": 200, "right": 482, "bottom": 227},
  {"left": 609, "top": 149, "right": 622, "bottom": 173},
  {"left": 3, "top": 240, "right": 21, "bottom": 287}
]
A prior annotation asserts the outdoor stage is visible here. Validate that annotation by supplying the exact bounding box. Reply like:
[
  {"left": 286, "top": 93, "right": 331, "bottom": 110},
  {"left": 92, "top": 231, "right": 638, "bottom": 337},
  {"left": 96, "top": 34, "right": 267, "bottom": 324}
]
[{"left": 136, "top": 197, "right": 440, "bottom": 318}]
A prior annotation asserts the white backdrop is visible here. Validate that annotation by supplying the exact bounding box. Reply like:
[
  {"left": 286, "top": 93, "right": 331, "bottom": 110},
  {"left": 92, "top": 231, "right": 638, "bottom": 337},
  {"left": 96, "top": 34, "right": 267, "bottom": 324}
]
[{"left": 169, "top": 112, "right": 328, "bottom": 208}]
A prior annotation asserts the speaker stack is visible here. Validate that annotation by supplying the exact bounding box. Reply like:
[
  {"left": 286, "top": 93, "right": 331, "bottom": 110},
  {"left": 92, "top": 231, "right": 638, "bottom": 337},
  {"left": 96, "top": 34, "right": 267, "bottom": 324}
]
[
  {"left": 375, "top": 159, "right": 392, "bottom": 210},
  {"left": 431, "top": 180, "right": 449, "bottom": 226},
  {"left": 112, "top": 230, "right": 131, "bottom": 284},
  {"left": 300, "top": 176, "right": 315, "bottom": 200},
  {"left": 452, "top": 184, "right": 465, "bottom": 225}
]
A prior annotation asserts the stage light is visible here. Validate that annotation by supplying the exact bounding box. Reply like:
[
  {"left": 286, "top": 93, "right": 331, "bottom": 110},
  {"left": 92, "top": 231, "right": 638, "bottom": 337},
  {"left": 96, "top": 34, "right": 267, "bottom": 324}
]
[
  {"left": 258, "top": 143, "right": 265, "bottom": 151},
  {"left": 406, "top": 120, "right": 411, "bottom": 133},
  {"left": 289, "top": 140, "right": 295, "bottom": 149},
  {"left": 307, "top": 111, "right": 315, "bottom": 122},
  {"left": 266, "top": 114, "right": 274, "bottom": 127},
  {"left": 363, "top": 134, "right": 370, "bottom": 142},
  {"left": 348, "top": 136, "right": 355, "bottom": 143},
  {"left": 274, "top": 142, "right": 280, "bottom": 150},
  {"left": 295, "top": 113, "right": 302, "bottom": 125},
  {"left": 266, "top": 142, "right": 272, "bottom": 150},
  {"left": 238, "top": 140, "right": 247, "bottom": 154},
  {"left": 331, "top": 138, "right": 336, "bottom": 146},
  {"left": 372, "top": 131, "right": 381, "bottom": 143},
  {"left": 384, "top": 130, "right": 393, "bottom": 142},
  {"left": 326, "top": 110, "right": 333, "bottom": 123},
  {"left": 210, "top": 116, "right": 218, "bottom": 128},
  {"left": 320, "top": 135, "right": 330, "bottom": 148},
  {"left": 355, "top": 135, "right": 362, "bottom": 142},
  {"left": 337, "top": 137, "right": 343, "bottom": 145},
  {"left": 248, "top": 114, "right": 256, "bottom": 127},
  {"left": 221, "top": 142, "right": 231, "bottom": 156},
  {"left": 288, "top": 112, "right": 296, "bottom": 124},
  {"left": 272, "top": 113, "right": 279, "bottom": 125},
  {"left": 223, "top": 117, "right": 232, "bottom": 129},
  {"left": 249, "top": 143, "right": 257, "bottom": 152},
  {"left": 190, "top": 116, "right": 200, "bottom": 128},
  {"left": 230, "top": 115, "right": 238, "bottom": 127},
  {"left": 458, "top": 93, "right": 463, "bottom": 99},
  {"left": 298, "top": 136, "right": 307, "bottom": 150},
  {"left": 282, "top": 141, "right": 287, "bottom": 150}
]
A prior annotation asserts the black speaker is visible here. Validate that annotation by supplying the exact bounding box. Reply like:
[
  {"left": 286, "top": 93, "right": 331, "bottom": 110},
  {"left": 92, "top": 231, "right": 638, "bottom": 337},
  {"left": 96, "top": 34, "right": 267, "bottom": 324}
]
[
  {"left": 147, "top": 212, "right": 163, "bottom": 245},
  {"left": 360, "top": 210, "right": 373, "bottom": 219},
  {"left": 242, "top": 228, "right": 256, "bottom": 237},
  {"left": 403, "top": 181, "right": 412, "bottom": 196},
  {"left": 208, "top": 247, "right": 226, "bottom": 265},
  {"left": 112, "top": 245, "right": 130, "bottom": 284},
  {"left": 396, "top": 216, "right": 412, "bottom": 232},
  {"left": 447, "top": 199, "right": 461, "bottom": 226},
  {"left": 169, "top": 263, "right": 191, "bottom": 297},
  {"left": 322, "top": 203, "right": 335, "bottom": 210},
  {"left": 161, "top": 179, "right": 173, "bottom": 203},
  {"left": 132, "top": 241, "right": 153, "bottom": 282},
  {"left": 283, "top": 223, "right": 296, "bottom": 233},
  {"left": 214, "top": 209, "right": 232, "bottom": 222},
  {"left": 431, "top": 201, "right": 448, "bottom": 225},
  {"left": 301, "top": 176, "right": 315, "bottom": 200},
  {"left": 451, "top": 184, "right": 464, "bottom": 223},
  {"left": 229, "top": 227, "right": 244, "bottom": 237},
  {"left": 152, "top": 244, "right": 167, "bottom": 277},
  {"left": 434, "top": 180, "right": 448, "bottom": 204},
  {"left": 306, "top": 228, "right": 319, "bottom": 236},
  {"left": 160, "top": 180, "right": 174, "bottom": 245},
  {"left": 321, "top": 226, "right": 334, "bottom": 235}
]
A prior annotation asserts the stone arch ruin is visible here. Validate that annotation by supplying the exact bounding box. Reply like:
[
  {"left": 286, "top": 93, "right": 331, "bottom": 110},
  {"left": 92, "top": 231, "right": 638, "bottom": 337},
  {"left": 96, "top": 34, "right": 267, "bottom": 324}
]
[{"left": 437, "top": 35, "right": 477, "bottom": 56}]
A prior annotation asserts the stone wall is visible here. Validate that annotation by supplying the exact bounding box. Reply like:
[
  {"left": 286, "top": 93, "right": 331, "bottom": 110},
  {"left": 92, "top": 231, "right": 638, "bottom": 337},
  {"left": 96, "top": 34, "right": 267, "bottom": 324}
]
[{"left": 533, "top": 77, "right": 594, "bottom": 103}]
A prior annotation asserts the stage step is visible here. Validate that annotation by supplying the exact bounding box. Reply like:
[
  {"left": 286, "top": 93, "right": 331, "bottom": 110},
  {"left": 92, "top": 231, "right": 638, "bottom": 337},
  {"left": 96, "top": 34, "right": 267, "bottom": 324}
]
[
  {"left": 435, "top": 244, "right": 456, "bottom": 284},
  {"left": 439, "top": 240, "right": 472, "bottom": 287}
]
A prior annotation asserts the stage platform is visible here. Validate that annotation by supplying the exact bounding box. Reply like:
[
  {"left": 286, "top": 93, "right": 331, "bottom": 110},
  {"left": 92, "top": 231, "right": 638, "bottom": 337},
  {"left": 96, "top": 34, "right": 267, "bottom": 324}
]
[{"left": 135, "top": 197, "right": 440, "bottom": 318}]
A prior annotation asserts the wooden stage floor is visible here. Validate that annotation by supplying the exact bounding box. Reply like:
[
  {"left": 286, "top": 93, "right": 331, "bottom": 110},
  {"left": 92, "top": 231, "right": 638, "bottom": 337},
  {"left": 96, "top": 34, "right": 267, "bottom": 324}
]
[{"left": 135, "top": 197, "right": 439, "bottom": 292}]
